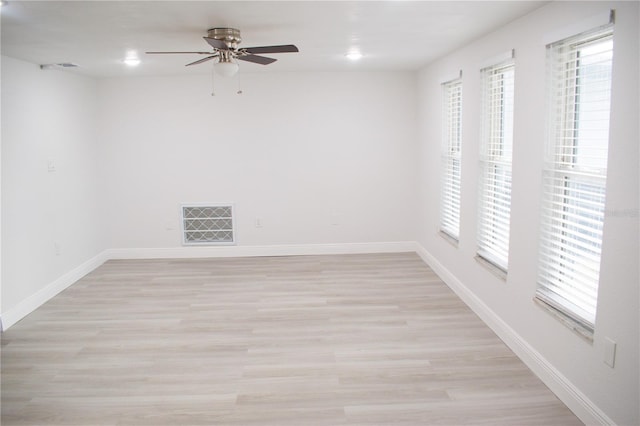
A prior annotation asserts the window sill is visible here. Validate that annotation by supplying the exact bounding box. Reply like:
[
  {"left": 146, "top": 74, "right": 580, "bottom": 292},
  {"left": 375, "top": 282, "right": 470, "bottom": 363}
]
[
  {"left": 533, "top": 297, "right": 594, "bottom": 343},
  {"left": 475, "top": 255, "right": 507, "bottom": 281},
  {"left": 438, "top": 230, "right": 459, "bottom": 248}
]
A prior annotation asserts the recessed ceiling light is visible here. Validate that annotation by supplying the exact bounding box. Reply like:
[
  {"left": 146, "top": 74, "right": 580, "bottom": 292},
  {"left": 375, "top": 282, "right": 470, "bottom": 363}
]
[
  {"left": 345, "top": 50, "right": 363, "bottom": 61},
  {"left": 123, "top": 57, "right": 141, "bottom": 67},
  {"left": 123, "top": 51, "right": 141, "bottom": 67}
]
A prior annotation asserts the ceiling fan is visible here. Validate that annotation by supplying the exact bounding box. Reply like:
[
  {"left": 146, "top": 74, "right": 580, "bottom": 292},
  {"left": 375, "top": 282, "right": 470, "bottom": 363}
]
[{"left": 146, "top": 28, "right": 299, "bottom": 76}]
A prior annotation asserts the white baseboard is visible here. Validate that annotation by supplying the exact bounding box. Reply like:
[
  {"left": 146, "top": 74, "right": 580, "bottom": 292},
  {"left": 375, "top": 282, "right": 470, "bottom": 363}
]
[
  {"left": 0, "top": 251, "right": 109, "bottom": 331},
  {"left": 104, "top": 241, "right": 418, "bottom": 260},
  {"left": 414, "top": 243, "right": 614, "bottom": 426}
]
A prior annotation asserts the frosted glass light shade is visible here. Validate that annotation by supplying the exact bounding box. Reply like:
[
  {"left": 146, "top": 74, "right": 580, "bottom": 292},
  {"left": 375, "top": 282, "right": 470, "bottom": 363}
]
[{"left": 214, "top": 60, "right": 239, "bottom": 77}]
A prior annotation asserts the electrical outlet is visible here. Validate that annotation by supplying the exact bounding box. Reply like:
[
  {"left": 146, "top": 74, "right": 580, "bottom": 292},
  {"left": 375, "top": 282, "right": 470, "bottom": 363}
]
[
  {"left": 255, "top": 217, "right": 263, "bottom": 228},
  {"left": 54, "top": 242, "right": 61, "bottom": 256}
]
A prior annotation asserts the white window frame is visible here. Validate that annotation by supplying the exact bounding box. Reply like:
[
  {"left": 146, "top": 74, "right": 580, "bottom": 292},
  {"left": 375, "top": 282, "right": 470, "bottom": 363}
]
[
  {"left": 440, "top": 78, "right": 463, "bottom": 241},
  {"left": 536, "top": 24, "right": 614, "bottom": 334},
  {"left": 477, "top": 59, "right": 515, "bottom": 273}
]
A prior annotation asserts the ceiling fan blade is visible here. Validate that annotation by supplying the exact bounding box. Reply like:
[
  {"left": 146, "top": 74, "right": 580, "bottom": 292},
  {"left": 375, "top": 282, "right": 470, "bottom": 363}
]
[
  {"left": 237, "top": 54, "right": 277, "bottom": 65},
  {"left": 146, "top": 51, "right": 213, "bottom": 55},
  {"left": 203, "top": 37, "right": 228, "bottom": 50},
  {"left": 185, "top": 55, "right": 218, "bottom": 66},
  {"left": 241, "top": 44, "right": 299, "bottom": 54}
]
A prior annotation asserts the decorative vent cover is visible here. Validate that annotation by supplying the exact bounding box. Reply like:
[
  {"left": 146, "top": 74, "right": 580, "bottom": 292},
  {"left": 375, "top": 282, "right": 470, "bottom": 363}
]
[{"left": 181, "top": 204, "right": 235, "bottom": 245}]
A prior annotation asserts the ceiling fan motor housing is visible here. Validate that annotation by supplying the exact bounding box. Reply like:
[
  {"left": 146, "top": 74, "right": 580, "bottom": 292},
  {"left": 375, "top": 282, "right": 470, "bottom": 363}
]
[{"left": 207, "top": 28, "right": 242, "bottom": 49}]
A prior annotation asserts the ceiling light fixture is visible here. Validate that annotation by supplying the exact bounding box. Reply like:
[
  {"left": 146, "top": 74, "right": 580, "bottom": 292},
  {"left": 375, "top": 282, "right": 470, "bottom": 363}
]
[
  {"left": 123, "top": 51, "right": 141, "bottom": 67},
  {"left": 124, "top": 57, "right": 141, "bottom": 67},
  {"left": 213, "top": 51, "right": 239, "bottom": 77},
  {"left": 345, "top": 50, "right": 363, "bottom": 61}
]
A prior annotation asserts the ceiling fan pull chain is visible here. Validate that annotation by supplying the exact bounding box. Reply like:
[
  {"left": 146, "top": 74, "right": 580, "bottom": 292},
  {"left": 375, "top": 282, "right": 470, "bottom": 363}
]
[
  {"left": 211, "top": 63, "right": 216, "bottom": 96},
  {"left": 237, "top": 72, "right": 243, "bottom": 95}
]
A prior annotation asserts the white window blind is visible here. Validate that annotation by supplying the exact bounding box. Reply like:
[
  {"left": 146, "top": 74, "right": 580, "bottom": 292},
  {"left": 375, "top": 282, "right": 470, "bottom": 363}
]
[
  {"left": 477, "top": 61, "right": 515, "bottom": 271},
  {"left": 440, "top": 78, "right": 463, "bottom": 240},
  {"left": 536, "top": 25, "right": 613, "bottom": 332}
]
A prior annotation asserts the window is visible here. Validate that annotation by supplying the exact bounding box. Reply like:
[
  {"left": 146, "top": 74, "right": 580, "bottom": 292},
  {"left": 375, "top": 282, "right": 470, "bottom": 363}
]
[
  {"left": 477, "top": 60, "right": 515, "bottom": 272},
  {"left": 440, "top": 78, "right": 463, "bottom": 241},
  {"left": 182, "top": 204, "right": 235, "bottom": 245},
  {"left": 536, "top": 25, "right": 613, "bottom": 333}
]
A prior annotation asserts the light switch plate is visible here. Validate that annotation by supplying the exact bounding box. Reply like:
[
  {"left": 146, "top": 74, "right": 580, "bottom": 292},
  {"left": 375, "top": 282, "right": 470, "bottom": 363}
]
[{"left": 604, "top": 337, "right": 616, "bottom": 368}]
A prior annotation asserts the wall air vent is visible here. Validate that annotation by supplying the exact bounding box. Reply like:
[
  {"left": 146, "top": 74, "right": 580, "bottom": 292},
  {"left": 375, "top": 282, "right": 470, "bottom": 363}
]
[
  {"left": 40, "top": 63, "right": 79, "bottom": 70},
  {"left": 181, "top": 204, "right": 235, "bottom": 245}
]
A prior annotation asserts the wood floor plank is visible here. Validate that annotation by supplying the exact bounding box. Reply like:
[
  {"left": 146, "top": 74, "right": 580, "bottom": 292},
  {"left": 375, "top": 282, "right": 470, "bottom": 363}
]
[{"left": 1, "top": 253, "right": 582, "bottom": 425}]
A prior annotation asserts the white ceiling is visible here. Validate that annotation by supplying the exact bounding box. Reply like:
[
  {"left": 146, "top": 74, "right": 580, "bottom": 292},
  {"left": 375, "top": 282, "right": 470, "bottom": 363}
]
[{"left": 1, "top": 1, "right": 546, "bottom": 78}]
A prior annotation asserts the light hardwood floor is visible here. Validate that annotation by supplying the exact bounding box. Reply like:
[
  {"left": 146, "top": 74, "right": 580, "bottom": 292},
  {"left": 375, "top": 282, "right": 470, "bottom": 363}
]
[{"left": 1, "top": 253, "right": 582, "bottom": 425}]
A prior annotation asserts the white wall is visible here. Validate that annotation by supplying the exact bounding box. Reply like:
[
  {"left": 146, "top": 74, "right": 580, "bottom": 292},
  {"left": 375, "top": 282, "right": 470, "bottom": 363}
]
[
  {"left": 1, "top": 67, "right": 419, "bottom": 325},
  {"left": 97, "top": 71, "right": 418, "bottom": 250},
  {"left": 1, "top": 56, "right": 104, "bottom": 317},
  {"left": 416, "top": 2, "right": 638, "bottom": 425},
  {"left": 1, "top": 2, "right": 638, "bottom": 423}
]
